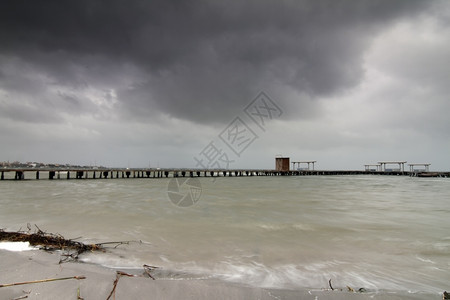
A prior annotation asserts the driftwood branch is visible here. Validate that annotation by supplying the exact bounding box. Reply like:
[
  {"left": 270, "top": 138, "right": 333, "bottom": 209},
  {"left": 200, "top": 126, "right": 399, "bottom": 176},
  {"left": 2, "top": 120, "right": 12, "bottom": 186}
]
[
  {"left": 0, "top": 228, "right": 100, "bottom": 253},
  {"left": 0, "top": 226, "right": 131, "bottom": 263},
  {"left": 0, "top": 276, "right": 86, "bottom": 288}
]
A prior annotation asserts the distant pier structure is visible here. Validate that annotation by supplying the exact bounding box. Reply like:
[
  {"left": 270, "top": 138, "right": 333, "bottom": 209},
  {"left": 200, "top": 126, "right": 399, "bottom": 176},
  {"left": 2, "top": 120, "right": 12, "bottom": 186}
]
[
  {"left": 364, "top": 164, "right": 381, "bottom": 172},
  {"left": 0, "top": 159, "right": 448, "bottom": 181},
  {"left": 408, "top": 163, "right": 431, "bottom": 172},
  {"left": 378, "top": 161, "right": 407, "bottom": 172},
  {"left": 292, "top": 161, "right": 316, "bottom": 171},
  {"left": 275, "top": 157, "right": 290, "bottom": 172}
]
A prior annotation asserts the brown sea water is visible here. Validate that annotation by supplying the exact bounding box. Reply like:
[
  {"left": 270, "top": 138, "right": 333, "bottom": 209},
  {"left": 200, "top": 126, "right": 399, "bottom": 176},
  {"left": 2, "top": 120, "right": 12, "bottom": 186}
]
[{"left": 1, "top": 175, "right": 449, "bottom": 295}]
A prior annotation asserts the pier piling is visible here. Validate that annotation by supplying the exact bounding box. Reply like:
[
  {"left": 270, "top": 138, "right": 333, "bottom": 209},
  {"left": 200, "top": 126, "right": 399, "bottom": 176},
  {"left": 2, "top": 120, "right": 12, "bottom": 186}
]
[{"left": 0, "top": 168, "right": 448, "bottom": 181}]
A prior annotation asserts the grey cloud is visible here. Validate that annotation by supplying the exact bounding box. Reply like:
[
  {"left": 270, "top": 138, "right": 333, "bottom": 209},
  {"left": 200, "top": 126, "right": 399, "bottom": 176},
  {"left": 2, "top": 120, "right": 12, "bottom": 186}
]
[{"left": 0, "top": 0, "right": 435, "bottom": 125}]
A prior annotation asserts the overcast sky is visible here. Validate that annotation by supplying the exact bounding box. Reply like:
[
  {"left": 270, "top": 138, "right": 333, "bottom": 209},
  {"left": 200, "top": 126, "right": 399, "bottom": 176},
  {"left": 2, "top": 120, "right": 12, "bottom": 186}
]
[{"left": 1, "top": 0, "right": 449, "bottom": 170}]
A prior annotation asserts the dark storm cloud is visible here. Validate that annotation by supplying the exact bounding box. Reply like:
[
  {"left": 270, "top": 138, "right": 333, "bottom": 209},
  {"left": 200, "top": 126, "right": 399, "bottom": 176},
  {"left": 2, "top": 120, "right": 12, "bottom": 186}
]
[{"left": 0, "top": 0, "right": 434, "bottom": 124}]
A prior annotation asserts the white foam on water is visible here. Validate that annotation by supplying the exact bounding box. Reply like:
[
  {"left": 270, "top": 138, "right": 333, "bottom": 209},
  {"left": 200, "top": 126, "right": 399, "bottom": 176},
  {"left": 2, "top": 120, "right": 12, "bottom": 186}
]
[
  {"left": 79, "top": 251, "right": 144, "bottom": 269},
  {"left": 416, "top": 256, "right": 435, "bottom": 264},
  {"left": 0, "top": 241, "right": 37, "bottom": 251},
  {"left": 67, "top": 240, "right": 446, "bottom": 297},
  {"left": 256, "top": 223, "right": 315, "bottom": 232}
]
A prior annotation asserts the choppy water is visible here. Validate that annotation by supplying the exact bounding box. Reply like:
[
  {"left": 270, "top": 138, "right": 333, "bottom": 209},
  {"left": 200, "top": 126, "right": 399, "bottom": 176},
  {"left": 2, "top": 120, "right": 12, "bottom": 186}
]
[{"left": 1, "top": 175, "right": 449, "bottom": 295}]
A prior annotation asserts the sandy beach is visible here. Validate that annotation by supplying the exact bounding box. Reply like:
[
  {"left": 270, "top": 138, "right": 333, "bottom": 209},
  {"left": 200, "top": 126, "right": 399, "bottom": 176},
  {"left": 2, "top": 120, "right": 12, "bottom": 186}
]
[{"left": 0, "top": 249, "right": 442, "bottom": 300}]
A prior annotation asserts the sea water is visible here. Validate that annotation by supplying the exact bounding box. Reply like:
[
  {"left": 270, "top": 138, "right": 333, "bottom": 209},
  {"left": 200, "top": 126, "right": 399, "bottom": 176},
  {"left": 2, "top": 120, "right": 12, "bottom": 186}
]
[{"left": 0, "top": 175, "right": 449, "bottom": 294}]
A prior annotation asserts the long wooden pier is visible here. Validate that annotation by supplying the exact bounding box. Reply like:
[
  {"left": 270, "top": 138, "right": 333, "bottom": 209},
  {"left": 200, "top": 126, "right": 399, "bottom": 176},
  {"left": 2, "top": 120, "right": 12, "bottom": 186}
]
[{"left": 1, "top": 168, "right": 449, "bottom": 180}]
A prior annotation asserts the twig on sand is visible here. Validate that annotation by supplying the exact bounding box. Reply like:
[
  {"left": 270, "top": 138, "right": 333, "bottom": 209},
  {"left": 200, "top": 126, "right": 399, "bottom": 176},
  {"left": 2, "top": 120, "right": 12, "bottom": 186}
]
[
  {"left": 106, "top": 271, "right": 136, "bottom": 300},
  {"left": 0, "top": 276, "right": 86, "bottom": 288},
  {"left": 106, "top": 265, "right": 160, "bottom": 299},
  {"left": 11, "top": 291, "right": 30, "bottom": 300},
  {"left": 77, "top": 286, "right": 84, "bottom": 300},
  {"left": 143, "top": 264, "right": 158, "bottom": 280},
  {"left": 327, "top": 279, "right": 367, "bottom": 293},
  {"left": 328, "top": 279, "right": 334, "bottom": 291},
  {"left": 106, "top": 275, "right": 120, "bottom": 300}
]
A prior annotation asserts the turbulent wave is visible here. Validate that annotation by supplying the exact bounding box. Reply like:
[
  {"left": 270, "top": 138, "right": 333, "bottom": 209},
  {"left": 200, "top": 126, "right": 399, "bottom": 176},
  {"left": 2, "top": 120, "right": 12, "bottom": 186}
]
[{"left": 1, "top": 175, "right": 450, "bottom": 295}]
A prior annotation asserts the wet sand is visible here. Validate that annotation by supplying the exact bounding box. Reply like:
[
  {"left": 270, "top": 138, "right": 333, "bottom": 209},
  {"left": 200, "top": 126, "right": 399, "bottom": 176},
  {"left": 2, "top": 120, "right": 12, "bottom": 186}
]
[{"left": 0, "top": 249, "right": 442, "bottom": 300}]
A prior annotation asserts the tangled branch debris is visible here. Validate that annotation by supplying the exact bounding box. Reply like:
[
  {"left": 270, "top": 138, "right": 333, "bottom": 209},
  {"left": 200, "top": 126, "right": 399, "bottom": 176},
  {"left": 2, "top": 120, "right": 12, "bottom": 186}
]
[
  {"left": 1, "top": 226, "right": 101, "bottom": 253},
  {"left": 0, "top": 225, "right": 129, "bottom": 262}
]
